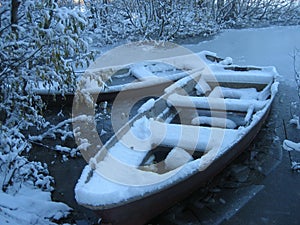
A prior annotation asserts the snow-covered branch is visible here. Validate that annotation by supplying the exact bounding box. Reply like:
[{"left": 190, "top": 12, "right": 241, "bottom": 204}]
[
  {"left": 283, "top": 140, "right": 300, "bottom": 171},
  {"left": 293, "top": 48, "right": 300, "bottom": 100},
  {"left": 288, "top": 49, "right": 300, "bottom": 129},
  {"left": 0, "top": 2, "right": 95, "bottom": 223},
  {"left": 28, "top": 115, "right": 96, "bottom": 158}
]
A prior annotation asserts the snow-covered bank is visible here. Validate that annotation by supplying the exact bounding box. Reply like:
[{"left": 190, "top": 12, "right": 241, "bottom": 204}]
[{"left": 0, "top": 186, "right": 70, "bottom": 225}]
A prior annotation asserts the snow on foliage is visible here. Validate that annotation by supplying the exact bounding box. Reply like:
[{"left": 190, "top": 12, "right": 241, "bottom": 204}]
[
  {"left": 284, "top": 48, "right": 300, "bottom": 171},
  {"left": 0, "top": 1, "right": 94, "bottom": 223}
]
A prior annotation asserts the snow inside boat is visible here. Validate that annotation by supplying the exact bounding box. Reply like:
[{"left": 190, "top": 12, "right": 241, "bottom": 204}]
[
  {"left": 31, "top": 51, "right": 233, "bottom": 105},
  {"left": 74, "top": 56, "right": 279, "bottom": 225}
]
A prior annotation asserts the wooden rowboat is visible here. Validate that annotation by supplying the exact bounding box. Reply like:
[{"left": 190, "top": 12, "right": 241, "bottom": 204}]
[
  {"left": 31, "top": 51, "right": 233, "bottom": 106},
  {"left": 74, "top": 55, "right": 278, "bottom": 225}
]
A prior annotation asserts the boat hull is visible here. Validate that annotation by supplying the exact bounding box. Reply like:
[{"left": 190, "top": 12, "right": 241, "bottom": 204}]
[
  {"left": 39, "top": 80, "right": 173, "bottom": 108},
  {"left": 91, "top": 104, "right": 273, "bottom": 225}
]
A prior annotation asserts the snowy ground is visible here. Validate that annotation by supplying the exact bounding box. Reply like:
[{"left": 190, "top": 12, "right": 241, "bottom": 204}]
[{"left": 2, "top": 25, "right": 299, "bottom": 225}]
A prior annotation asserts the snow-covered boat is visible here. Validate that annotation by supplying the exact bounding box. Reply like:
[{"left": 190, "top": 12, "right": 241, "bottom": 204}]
[
  {"left": 32, "top": 51, "right": 233, "bottom": 106},
  {"left": 74, "top": 56, "right": 278, "bottom": 225}
]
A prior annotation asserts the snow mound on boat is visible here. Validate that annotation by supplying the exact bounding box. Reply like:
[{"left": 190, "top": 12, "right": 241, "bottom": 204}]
[{"left": 165, "top": 147, "right": 193, "bottom": 170}]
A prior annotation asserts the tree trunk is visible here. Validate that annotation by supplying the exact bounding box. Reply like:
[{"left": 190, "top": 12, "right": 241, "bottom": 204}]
[{"left": 11, "top": 0, "right": 20, "bottom": 32}]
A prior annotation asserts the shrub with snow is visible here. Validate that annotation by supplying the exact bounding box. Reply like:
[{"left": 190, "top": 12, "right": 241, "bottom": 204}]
[{"left": 0, "top": 1, "right": 93, "bottom": 223}]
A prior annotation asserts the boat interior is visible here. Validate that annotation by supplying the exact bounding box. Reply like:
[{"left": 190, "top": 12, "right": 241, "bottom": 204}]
[
  {"left": 93, "top": 68, "right": 275, "bottom": 175},
  {"left": 135, "top": 71, "right": 273, "bottom": 173},
  {"left": 104, "top": 62, "right": 187, "bottom": 87}
]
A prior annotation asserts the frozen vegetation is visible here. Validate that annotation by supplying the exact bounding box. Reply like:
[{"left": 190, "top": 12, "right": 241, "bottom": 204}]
[
  {"left": 282, "top": 48, "right": 300, "bottom": 171},
  {"left": 0, "top": 0, "right": 300, "bottom": 224},
  {"left": 0, "top": 0, "right": 93, "bottom": 223},
  {"left": 82, "top": 0, "right": 300, "bottom": 45}
]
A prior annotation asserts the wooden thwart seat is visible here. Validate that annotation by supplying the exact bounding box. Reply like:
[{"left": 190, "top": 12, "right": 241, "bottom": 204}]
[
  {"left": 167, "top": 93, "right": 268, "bottom": 112},
  {"left": 148, "top": 120, "right": 238, "bottom": 153},
  {"left": 191, "top": 116, "right": 237, "bottom": 129}
]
